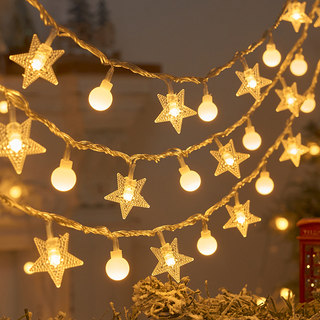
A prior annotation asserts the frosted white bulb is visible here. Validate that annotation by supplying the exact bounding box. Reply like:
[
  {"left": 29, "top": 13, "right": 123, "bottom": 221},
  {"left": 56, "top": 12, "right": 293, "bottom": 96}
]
[
  {"left": 288, "top": 143, "right": 298, "bottom": 155},
  {"left": 236, "top": 211, "right": 246, "bottom": 224},
  {"left": 0, "top": 100, "right": 8, "bottom": 113},
  {"left": 197, "top": 230, "right": 217, "bottom": 256},
  {"left": 123, "top": 185, "right": 134, "bottom": 201},
  {"left": 9, "top": 135, "right": 22, "bottom": 153},
  {"left": 23, "top": 262, "right": 34, "bottom": 275},
  {"left": 242, "top": 126, "right": 262, "bottom": 151},
  {"left": 223, "top": 152, "right": 234, "bottom": 166},
  {"left": 31, "top": 44, "right": 53, "bottom": 71},
  {"left": 48, "top": 247, "right": 61, "bottom": 267},
  {"left": 89, "top": 80, "right": 113, "bottom": 111},
  {"left": 198, "top": 94, "right": 218, "bottom": 122},
  {"left": 300, "top": 94, "right": 316, "bottom": 113},
  {"left": 309, "top": 143, "right": 320, "bottom": 156},
  {"left": 51, "top": 159, "right": 77, "bottom": 192},
  {"left": 179, "top": 165, "right": 201, "bottom": 192},
  {"left": 9, "top": 185, "right": 22, "bottom": 199},
  {"left": 290, "top": 53, "right": 308, "bottom": 76},
  {"left": 255, "top": 171, "right": 274, "bottom": 195},
  {"left": 164, "top": 252, "right": 176, "bottom": 266},
  {"left": 262, "top": 44, "right": 281, "bottom": 67},
  {"left": 275, "top": 217, "right": 289, "bottom": 231},
  {"left": 280, "top": 287, "right": 292, "bottom": 300},
  {"left": 106, "top": 249, "right": 130, "bottom": 281}
]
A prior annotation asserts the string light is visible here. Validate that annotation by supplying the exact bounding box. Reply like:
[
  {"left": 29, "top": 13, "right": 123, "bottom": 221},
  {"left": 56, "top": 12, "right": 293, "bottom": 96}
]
[
  {"left": 274, "top": 217, "right": 289, "bottom": 231},
  {"left": 23, "top": 261, "right": 34, "bottom": 274},
  {"left": 308, "top": 142, "right": 320, "bottom": 156},
  {"left": 0, "top": 100, "right": 8, "bottom": 114},
  {"left": 198, "top": 94, "right": 218, "bottom": 122},
  {"left": 177, "top": 155, "right": 201, "bottom": 192},
  {"left": 300, "top": 93, "right": 316, "bottom": 113},
  {"left": 155, "top": 89, "right": 197, "bottom": 134},
  {"left": 151, "top": 232, "right": 194, "bottom": 283},
  {"left": 9, "top": 31, "right": 64, "bottom": 89},
  {"left": 290, "top": 53, "right": 308, "bottom": 76},
  {"left": 262, "top": 42, "right": 281, "bottom": 67},
  {"left": 255, "top": 170, "right": 274, "bottom": 195},
  {"left": 242, "top": 122, "right": 262, "bottom": 151},
  {"left": 105, "top": 238, "right": 130, "bottom": 281},
  {"left": 88, "top": 68, "right": 114, "bottom": 111},
  {"left": 104, "top": 164, "right": 150, "bottom": 219},
  {"left": 197, "top": 224, "right": 217, "bottom": 256}
]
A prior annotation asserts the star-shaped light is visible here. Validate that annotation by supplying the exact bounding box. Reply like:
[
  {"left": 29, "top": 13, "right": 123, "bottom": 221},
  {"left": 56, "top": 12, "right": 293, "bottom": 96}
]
[
  {"left": 281, "top": 1, "right": 312, "bottom": 32},
  {"left": 275, "top": 82, "right": 303, "bottom": 117},
  {"left": 235, "top": 63, "right": 271, "bottom": 100},
  {"left": 104, "top": 173, "right": 150, "bottom": 219},
  {"left": 223, "top": 200, "right": 261, "bottom": 237},
  {"left": 0, "top": 119, "right": 46, "bottom": 174},
  {"left": 30, "top": 233, "right": 83, "bottom": 288},
  {"left": 155, "top": 89, "right": 197, "bottom": 134},
  {"left": 210, "top": 139, "right": 250, "bottom": 178},
  {"left": 150, "top": 238, "right": 194, "bottom": 283},
  {"left": 280, "top": 133, "right": 309, "bottom": 167},
  {"left": 315, "top": 8, "right": 320, "bottom": 27},
  {"left": 9, "top": 34, "right": 64, "bottom": 89}
]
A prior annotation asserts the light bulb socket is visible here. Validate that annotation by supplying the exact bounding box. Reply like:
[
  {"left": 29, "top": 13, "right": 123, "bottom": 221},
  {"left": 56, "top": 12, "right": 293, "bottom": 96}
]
[
  {"left": 202, "top": 94, "right": 213, "bottom": 103},
  {"left": 266, "top": 43, "right": 276, "bottom": 51},
  {"left": 6, "top": 122, "right": 21, "bottom": 136},
  {"left": 59, "top": 158, "right": 73, "bottom": 169},
  {"left": 46, "top": 236, "right": 60, "bottom": 250},
  {"left": 179, "top": 164, "right": 191, "bottom": 176},
  {"left": 100, "top": 79, "right": 113, "bottom": 92},
  {"left": 245, "top": 125, "right": 255, "bottom": 134},
  {"left": 167, "top": 93, "right": 177, "bottom": 105},
  {"left": 260, "top": 171, "right": 270, "bottom": 179},
  {"left": 294, "top": 53, "right": 304, "bottom": 61},
  {"left": 200, "top": 229, "right": 212, "bottom": 239},
  {"left": 110, "top": 249, "right": 123, "bottom": 259}
]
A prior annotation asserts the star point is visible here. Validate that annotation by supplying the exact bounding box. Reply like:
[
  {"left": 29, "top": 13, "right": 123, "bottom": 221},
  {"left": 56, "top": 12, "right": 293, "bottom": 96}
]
[
  {"left": 314, "top": 8, "right": 320, "bottom": 27},
  {"left": 280, "top": 133, "right": 309, "bottom": 167},
  {"left": 210, "top": 139, "right": 250, "bottom": 178},
  {"left": 223, "top": 200, "right": 261, "bottom": 237},
  {"left": 104, "top": 173, "right": 150, "bottom": 219},
  {"left": 155, "top": 89, "right": 197, "bottom": 134},
  {"left": 9, "top": 34, "right": 64, "bottom": 89},
  {"left": 150, "top": 238, "right": 194, "bottom": 283},
  {"left": 235, "top": 63, "right": 271, "bottom": 100},
  {"left": 0, "top": 119, "right": 46, "bottom": 174},
  {"left": 30, "top": 233, "right": 83, "bottom": 288}
]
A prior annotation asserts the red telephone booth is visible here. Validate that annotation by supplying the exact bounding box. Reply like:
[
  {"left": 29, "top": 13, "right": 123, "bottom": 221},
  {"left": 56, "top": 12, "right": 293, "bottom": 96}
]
[{"left": 297, "top": 218, "right": 320, "bottom": 302}]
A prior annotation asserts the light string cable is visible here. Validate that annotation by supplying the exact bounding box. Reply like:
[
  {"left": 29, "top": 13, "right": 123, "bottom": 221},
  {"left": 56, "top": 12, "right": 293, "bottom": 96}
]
[
  {"left": 0, "top": 57, "right": 319, "bottom": 239},
  {"left": 1, "top": 0, "right": 318, "bottom": 166},
  {"left": 24, "top": 0, "right": 290, "bottom": 84}
]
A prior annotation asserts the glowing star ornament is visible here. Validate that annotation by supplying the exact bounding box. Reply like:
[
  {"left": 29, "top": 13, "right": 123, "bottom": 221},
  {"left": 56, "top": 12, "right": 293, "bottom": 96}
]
[
  {"left": 30, "top": 232, "right": 83, "bottom": 288},
  {"left": 151, "top": 234, "right": 194, "bottom": 283},
  {"left": 0, "top": 119, "right": 46, "bottom": 174},
  {"left": 9, "top": 31, "right": 64, "bottom": 89},
  {"left": 275, "top": 82, "right": 303, "bottom": 117},
  {"left": 104, "top": 165, "right": 149, "bottom": 219},
  {"left": 223, "top": 195, "right": 261, "bottom": 237},
  {"left": 281, "top": 1, "right": 312, "bottom": 32},
  {"left": 155, "top": 89, "right": 197, "bottom": 134},
  {"left": 235, "top": 63, "right": 271, "bottom": 100},
  {"left": 279, "top": 133, "right": 309, "bottom": 167},
  {"left": 210, "top": 139, "right": 250, "bottom": 178}
]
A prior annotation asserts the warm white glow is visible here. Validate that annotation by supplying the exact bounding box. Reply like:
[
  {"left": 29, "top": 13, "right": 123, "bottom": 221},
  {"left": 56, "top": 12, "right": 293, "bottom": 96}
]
[
  {"left": 23, "top": 261, "right": 34, "bottom": 275},
  {"left": 275, "top": 217, "right": 289, "bottom": 231},
  {"left": 106, "top": 250, "right": 130, "bottom": 281},
  {"left": 301, "top": 95, "right": 316, "bottom": 113},
  {"left": 290, "top": 54, "right": 308, "bottom": 76},
  {"left": 288, "top": 143, "right": 298, "bottom": 155},
  {"left": 237, "top": 211, "right": 246, "bottom": 224},
  {"left": 292, "top": 12, "right": 301, "bottom": 20},
  {"left": 180, "top": 169, "right": 201, "bottom": 192},
  {"left": 8, "top": 135, "right": 22, "bottom": 153},
  {"left": 287, "top": 96, "right": 296, "bottom": 105},
  {"left": 89, "top": 84, "right": 113, "bottom": 111},
  {"left": 51, "top": 159, "right": 77, "bottom": 192},
  {"left": 242, "top": 126, "right": 262, "bottom": 151},
  {"left": 198, "top": 94, "right": 218, "bottom": 122},
  {"left": 31, "top": 58, "right": 45, "bottom": 71},
  {"left": 48, "top": 247, "right": 61, "bottom": 267},
  {"left": 247, "top": 76, "right": 257, "bottom": 89},
  {"left": 309, "top": 143, "right": 320, "bottom": 156},
  {"left": 197, "top": 230, "right": 218, "bottom": 256},
  {"left": 256, "top": 297, "right": 266, "bottom": 306},
  {"left": 169, "top": 102, "right": 180, "bottom": 117},
  {"left": 9, "top": 185, "right": 22, "bottom": 199},
  {"left": 0, "top": 101, "right": 8, "bottom": 114},
  {"left": 223, "top": 152, "right": 235, "bottom": 166},
  {"left": 280, "top": 287, "right": 292, "bottom": 300},
  {"left": 262, "top": 44, "right": 281, "bottom": 67},
  {"left": 164, "top": 252, "right": 176, "bottom": 266},
  {"left": 123, "top": 185, "right": 134, "bottom": 201},
  {"left": 255, "top": 172, "right": 274, "bottom": 195}
]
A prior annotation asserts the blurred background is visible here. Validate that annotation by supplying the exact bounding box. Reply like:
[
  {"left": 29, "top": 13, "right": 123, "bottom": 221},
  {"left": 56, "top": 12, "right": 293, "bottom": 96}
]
[{"left": 0, "top": 0, "right": 320, "bottom": 318}]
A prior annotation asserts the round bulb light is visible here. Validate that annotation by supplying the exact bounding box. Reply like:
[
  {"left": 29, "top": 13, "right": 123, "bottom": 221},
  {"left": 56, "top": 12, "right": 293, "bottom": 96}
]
[
  {"left": 290, "top": 53, "right": 308, "bottom": 76},
  {"left": 9, "top": 135, "right": 22, "bottom": 153},
  {"left": 89, "top": 80, "right": 113, "bottom": 111},
  {"left": 309, "top": 143, "right": 320, "bottom": 156},
  {"left": 0, "top": 100, "right": 8, "bottom": 114},
  {"left": 255, "top": 171, "right": 274, "bottom": 195},
  {"left": 198, "top": 94, "right": 218, "bottom": 122},
  {"left": 262, "top": 44, "right": 281, "bottom": 67},
  {"left": 179, "top": 165, "right": 201, "bottom": 192},
  {"left": 275, "top": 217, "right": 289, "bottom": 231},
  {"left": 197, "top": 230, "right": 218, "bottom": 256},
  {"left": 280, "top": 287, "right": 292, "bottom": 300},
  {"left": 51, "top": 159, "right": 77, "bottom": 192},
  {"left": 23, "top": 261, "right": 34, "bottom": 275},
  {"left": 300, "top": 94, "right": 316, "bottom": 113},
  {"left": 106, "top": 249, "right": 130, "bottom": 281},
  {"left": 242, "top": 126, "right": 262, "bottom": 151},
  {"left": 9, "top": 185, "right": 22, "bottom": 199}
]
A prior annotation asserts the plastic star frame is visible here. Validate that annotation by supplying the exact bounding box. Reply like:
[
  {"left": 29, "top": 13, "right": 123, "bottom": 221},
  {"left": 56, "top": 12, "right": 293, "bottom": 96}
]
[
  {"left": 9, "top": 34, "right": 64, "bottom": 89},
  {"left": 279, "top": 133, "right": 309, "bottom": 167},
  {"left": 275, "top": 82, "right": 303, "bottom": 117},
  {"left": 30, "top": 233, "right": 83, "bottom": 288},
  {"left": 210, "top": 139, "right": 250, "bottom": 178},
  {"left": 235, "top": 63, "right": 271, "bottom": 100},
  {"left": 223, "top": 200, "right": 261, "bottom": 237},
  {"left": 315, "top": 8, "right": 320, "bottom": 27},
  {"left": 150, "top": 238, "right": 194, "bottom": 283},
  {"left": 0, "top": 119, "right": 46, "bottom": 174},
  {"left": 155, "top": 90, "right": 197, "bottom": 134},
  {"left": 281, "top": 1, "right": 312, "bottom": 32},
  {"left": 104, "top": 173, "right": 150, "bottom": 219}
]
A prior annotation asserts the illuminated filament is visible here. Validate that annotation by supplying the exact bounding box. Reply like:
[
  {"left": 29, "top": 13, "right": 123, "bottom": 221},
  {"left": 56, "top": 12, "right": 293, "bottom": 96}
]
[
  {"left": 223, "top": 152, "right": 235, "bottom": 166},
  {"left": 46, "top": 237, "right": 61, "bottom": 268},
  {"left": 7, "top": 122, "right": 23, "bottom": 153},
  {"left": 168, "top": 94, "right": 180, "bottom": 117},
  {"left": 31, "top": 43, "right": 53, "bottom": 71},
  {"left": 122, "top": 178, "right": 136, "bottom": 202}
]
